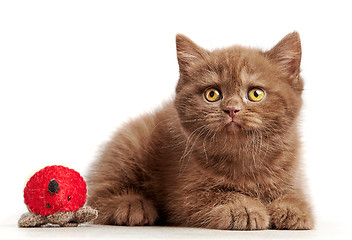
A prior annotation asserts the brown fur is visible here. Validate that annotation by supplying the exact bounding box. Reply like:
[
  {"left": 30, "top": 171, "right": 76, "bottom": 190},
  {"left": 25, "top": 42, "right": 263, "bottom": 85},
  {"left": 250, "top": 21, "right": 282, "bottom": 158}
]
[{"left": 87, "top": 32, "right": 314, "bottom": 230}]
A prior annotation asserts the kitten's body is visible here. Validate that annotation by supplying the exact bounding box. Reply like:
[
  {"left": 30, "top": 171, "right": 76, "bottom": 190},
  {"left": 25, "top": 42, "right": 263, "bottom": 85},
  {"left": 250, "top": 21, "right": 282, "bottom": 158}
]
[{"left": 87, "top": 33, "right": 314, "bottom": 230}]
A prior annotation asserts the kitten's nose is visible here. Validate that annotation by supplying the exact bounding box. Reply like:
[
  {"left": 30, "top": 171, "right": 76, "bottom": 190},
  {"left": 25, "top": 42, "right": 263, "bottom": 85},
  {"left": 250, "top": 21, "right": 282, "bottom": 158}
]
[{"left": 224, "top": 107, "right": 241, "bottom": 118}]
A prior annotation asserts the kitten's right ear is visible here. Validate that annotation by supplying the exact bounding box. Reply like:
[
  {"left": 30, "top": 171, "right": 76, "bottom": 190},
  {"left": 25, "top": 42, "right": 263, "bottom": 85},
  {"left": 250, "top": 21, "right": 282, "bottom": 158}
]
[{"left": 176, "top": 34, "right": 206, "bottom": 75}]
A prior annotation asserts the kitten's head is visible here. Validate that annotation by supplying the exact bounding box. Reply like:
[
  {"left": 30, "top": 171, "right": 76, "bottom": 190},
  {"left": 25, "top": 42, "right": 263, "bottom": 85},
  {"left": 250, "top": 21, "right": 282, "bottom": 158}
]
[{"left": 175, "top": 32, "right": 303, "bottom": 152}]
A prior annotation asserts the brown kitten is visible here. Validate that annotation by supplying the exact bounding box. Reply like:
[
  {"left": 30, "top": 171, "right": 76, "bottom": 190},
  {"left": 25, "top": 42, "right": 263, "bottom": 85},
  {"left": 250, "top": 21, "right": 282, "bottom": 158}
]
[{"left": 87, "top": 32, "right": 314, "bottom": 230}]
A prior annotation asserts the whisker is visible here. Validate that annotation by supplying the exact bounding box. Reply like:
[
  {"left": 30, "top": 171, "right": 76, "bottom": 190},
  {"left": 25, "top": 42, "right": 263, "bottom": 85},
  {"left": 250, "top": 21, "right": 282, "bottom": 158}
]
[
  {"left": 203, "top": 129, "right": 213, "bottom": 165},
  {"left": 178, "top": 123, "right": 212, "bottom": 175},
  {"left": 262, "top": 125, "right": 296, "bottom": 158},
  {"left": 210, "top": 126, "right": 220, "bottom": 144},
  {"left": 178, "top": 125, "right": 205, "bottom": 174},
  {"left": 181, "top": 117, "right": 209, "bottom": 123}
]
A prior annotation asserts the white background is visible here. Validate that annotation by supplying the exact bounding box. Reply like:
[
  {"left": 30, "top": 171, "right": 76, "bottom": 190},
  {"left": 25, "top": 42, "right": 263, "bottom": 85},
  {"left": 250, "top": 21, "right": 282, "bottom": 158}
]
[{"left": 1, "top": 0, "right": 351, "bottom": 239}]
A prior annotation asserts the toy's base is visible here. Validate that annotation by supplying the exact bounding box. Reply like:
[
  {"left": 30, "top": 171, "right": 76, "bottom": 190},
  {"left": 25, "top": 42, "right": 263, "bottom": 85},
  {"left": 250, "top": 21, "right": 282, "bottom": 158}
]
[{"left": 18, "top": 206, "right": 98, "bottom": 227}]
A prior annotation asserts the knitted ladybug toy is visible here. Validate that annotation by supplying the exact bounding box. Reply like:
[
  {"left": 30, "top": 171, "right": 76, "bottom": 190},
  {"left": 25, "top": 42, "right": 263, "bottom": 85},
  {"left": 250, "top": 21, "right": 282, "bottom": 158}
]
[{"left": 18, "top": 165, "right": 98, "bottom": 227}]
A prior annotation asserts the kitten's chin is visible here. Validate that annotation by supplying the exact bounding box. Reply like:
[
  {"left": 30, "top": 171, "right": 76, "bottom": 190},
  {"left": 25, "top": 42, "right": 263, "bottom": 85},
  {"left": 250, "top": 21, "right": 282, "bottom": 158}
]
[
  {"left": 224, "top": 120, "right": 243, "bottom": 133},
  {"left": 226, "top": 121, "right": 240, "bottom": 128}
]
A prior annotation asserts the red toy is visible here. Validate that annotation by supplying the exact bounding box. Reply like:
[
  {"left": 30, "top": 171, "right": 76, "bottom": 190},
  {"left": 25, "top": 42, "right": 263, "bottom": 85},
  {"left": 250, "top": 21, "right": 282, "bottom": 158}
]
[{"left": 18, "top": 165, "right": 97, "bottom": 227}]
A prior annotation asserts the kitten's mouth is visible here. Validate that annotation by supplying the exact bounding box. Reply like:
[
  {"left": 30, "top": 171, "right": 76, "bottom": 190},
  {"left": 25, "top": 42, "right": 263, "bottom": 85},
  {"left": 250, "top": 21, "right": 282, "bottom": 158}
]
[{"left": 226, "top": 120, "right": 240, "bottom": 128}]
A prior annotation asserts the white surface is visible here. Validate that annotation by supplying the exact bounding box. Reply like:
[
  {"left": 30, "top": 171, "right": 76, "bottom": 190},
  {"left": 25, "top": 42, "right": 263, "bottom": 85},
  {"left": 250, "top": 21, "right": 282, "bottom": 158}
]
[
  {"left": 1, "top": 215, "right": 351, "bottom": 240},
  {"left": 1, "top": 0, "right": 352, "bottom": 239}
]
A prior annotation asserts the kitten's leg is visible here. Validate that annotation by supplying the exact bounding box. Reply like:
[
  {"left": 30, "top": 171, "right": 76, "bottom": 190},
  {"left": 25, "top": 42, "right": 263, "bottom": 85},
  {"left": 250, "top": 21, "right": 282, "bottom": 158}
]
[
  {"left": 207, "top": 194, "right": 269, "bottom": 230},
  {"left": 267, "top": 194, "right": 314, "bottom": 230},
  {"left": 87, "top": 117, "right": 159, "bottom": 226},
  {"left": 173, "top": 190, "right": 269, "bottom": 230},
  {"left": 89, "top": 189, "right": 158, "bottom": 226}
]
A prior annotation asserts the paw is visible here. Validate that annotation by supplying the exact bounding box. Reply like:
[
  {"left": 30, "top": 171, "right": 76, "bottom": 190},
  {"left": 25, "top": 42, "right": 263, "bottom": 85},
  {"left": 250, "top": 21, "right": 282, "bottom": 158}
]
[
  {"left": 268, "top": 199, "right": 314, "bottom": 230},
  {"left": 103, "top": 193, "right": 158, "bottom": 226},
  {"left": 207, "top": 198, "right": 269, "bottom": 230}
]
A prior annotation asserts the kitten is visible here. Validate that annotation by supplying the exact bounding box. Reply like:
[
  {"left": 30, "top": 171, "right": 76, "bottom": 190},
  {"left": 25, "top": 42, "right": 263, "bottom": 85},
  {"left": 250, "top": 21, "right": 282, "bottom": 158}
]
[{"left": 87, "top": 32, "right": 314, "bottom": 230}]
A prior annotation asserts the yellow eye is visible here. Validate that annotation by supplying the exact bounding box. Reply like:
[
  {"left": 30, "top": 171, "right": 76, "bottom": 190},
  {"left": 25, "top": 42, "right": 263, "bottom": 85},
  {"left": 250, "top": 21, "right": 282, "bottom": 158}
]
[
  {"left": 248, "top": 88, "right": 265, "bottom": 102},
  {"left": 205, "top": 88, "right": 221, "bottom": 102}
]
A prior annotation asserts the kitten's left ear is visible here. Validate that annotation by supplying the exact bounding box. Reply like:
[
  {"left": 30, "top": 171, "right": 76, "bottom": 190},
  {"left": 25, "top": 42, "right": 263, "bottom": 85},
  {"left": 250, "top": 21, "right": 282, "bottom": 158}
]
[{"left": 266, "top": 32, "right": 302, "bottom": 82}]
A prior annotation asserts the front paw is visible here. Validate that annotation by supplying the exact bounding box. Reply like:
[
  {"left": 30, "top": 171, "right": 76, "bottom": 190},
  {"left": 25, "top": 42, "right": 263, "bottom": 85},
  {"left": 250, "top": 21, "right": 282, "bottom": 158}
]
[
  {"left": 93, "top": 192, "right": 158, "bottom": 226},
  {"left": 268, "top": 197, "right": 314, "bottom": 230},
  {"left": 207, "top": 197, "right": 269, "bottom": 230},
  {"left": 113, "top": 195, "right": 157, "bottom": 226}
]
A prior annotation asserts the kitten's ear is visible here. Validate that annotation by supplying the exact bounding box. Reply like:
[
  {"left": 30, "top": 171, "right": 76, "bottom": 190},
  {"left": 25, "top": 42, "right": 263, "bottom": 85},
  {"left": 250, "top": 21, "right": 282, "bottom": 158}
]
[
  {"left": 266, "top": 32, "right": 302, "bottom": 80},
  {"left": 176, "top": 34, "right": 206, "bottom": 75}
]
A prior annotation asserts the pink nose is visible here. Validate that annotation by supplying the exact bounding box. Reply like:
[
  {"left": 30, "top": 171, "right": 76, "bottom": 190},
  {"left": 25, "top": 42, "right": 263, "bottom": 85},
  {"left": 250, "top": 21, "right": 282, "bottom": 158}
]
[{"left": 224, "top": 107, "right": 241, "bottom": 118}]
